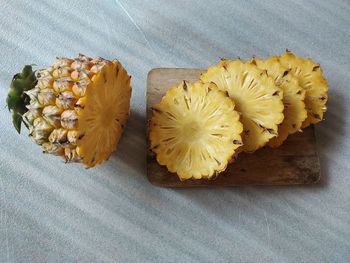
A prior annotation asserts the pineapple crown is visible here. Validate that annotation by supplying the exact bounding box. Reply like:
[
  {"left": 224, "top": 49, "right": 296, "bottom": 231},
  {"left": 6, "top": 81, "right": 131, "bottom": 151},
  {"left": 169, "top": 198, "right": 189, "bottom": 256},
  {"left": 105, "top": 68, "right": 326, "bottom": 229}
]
[{"left": 6, "top": 65, "right": 37, "bottom": 133}]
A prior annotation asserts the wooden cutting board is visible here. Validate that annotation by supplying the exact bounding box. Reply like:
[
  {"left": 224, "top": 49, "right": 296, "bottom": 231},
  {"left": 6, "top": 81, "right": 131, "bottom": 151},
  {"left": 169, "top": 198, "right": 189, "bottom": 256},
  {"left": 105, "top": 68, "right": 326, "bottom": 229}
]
[{"left": 146, "top": 68, "right": 321, "bottom": 187}]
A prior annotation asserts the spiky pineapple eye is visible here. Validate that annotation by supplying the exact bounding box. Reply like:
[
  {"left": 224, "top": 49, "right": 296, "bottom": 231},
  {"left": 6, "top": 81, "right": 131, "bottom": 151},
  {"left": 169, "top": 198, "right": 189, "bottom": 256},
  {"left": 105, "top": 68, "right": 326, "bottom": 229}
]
[
  {"left": 149, "top": 81, "right": 243, "bottom": 180},
  {"left": 37, "top": 72, "right": 54, "bottom": 89},
  {"left": 72, "top": 79, "right": 89, "bottom": 96},
  {"left": 56, "top": 91, "right": 76, "bottom": 109},
  {"left": 67, "top": 130, "right": 79, "bottom": 144},
  {"left": 38, "top": 88, "right": 55, "bottom": 105},
  {"left": 53, "top": 77, "right": 73, "bottom": 93},
  {"left": 49, "top": 128, "right": 68, "bottom": 144},
  {"left": 52, "top": 67, "right": 72, "bottom": 78},
  {"left": 42, "top": 105, "right": 63, "bottom": 127}
]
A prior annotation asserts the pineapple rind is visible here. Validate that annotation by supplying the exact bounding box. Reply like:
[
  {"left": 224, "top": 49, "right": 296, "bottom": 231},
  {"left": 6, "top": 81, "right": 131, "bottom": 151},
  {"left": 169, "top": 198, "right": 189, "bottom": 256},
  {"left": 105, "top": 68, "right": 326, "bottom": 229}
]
[
  {"left": 252, "top": 57, "right": 307, "bottom": 147},
  {"left": 278, "top": 51, "right": 328, "bottom": 128},
  {"left": 200, "top": 60, "right": 284, "bottom": 152},
  {"left": 23, "top": 55, "right": 131, "bottom": 167},
  {"left": 149, "top": 81, "right": 243, "bottom": 180}
]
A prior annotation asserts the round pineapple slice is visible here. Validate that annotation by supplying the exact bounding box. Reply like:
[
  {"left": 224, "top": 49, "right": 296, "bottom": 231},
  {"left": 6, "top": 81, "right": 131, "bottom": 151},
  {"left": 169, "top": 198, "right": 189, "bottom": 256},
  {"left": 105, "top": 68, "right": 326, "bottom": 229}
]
[
  {"left": 77, "top": 61, "right": 131, "bottom": 166},
  {"left": 149, "top": 81, "right": 243, "bottom": 180},
  {"left": 279, "top": 51, "right": 328, "bottom": 128},
  {"left": 252, "top": 57, "right": 307, "bottom": 147},
  {"left": 200, "top": 60, "right": 284, "bottom": 152},
  {"left": 14, "top": 55, "right": 132, "bottom": 167}
]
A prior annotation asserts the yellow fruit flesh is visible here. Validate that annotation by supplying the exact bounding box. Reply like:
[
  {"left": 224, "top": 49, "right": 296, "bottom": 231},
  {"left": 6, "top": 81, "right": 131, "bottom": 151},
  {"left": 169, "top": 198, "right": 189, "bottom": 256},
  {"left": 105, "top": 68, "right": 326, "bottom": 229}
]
[
  {"left": 252, "top": 57, "right": 307, "bottom": 147},
  {"left": 279, "top": 51, "right": 328, "bottom": 128},
  {"left": 200, "top": 60, "right": 284, "bottom": 152},
  {"left": 77, "top": 61, "right": 131, "bottom": 167},
  {"left": 149, "top": 82, "right": 243, "bottom": 180}
]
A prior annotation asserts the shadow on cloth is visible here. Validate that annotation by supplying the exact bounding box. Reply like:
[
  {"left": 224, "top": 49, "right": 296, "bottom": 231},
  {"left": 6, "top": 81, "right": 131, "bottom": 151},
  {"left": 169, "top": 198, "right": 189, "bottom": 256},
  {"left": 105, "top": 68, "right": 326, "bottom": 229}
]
[{"left": 110, "top": 110, "right": 147, "bottom": 177}]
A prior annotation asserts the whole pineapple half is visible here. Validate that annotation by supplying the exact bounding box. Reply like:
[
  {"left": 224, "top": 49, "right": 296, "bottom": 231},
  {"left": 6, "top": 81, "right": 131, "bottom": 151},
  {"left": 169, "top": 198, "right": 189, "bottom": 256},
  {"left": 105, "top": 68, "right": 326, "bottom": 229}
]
[
  {"left": 149, "top": 81, "right": 243, "bottom": 180},
  {"left": 7, "top": 54, "right": 131, "bottom": 167},
  {"left": 200, "top": 60, "right": 284, "bottom": 152},
  {"left": 251, "top": 57, "right": 307, "bottom": 147},
  {"left": 279, "top": 51, "right": 328, "bottom": 128}
]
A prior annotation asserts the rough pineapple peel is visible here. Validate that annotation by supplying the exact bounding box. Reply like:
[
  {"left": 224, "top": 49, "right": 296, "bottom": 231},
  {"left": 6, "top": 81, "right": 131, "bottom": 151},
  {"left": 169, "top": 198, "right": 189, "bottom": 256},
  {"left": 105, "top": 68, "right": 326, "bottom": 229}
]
[
  {"left": 149, "top": 81, "right": 243, "bottom": 180},
  {"left": 7, "top": 55, "right": 131, "bottom": 167}
]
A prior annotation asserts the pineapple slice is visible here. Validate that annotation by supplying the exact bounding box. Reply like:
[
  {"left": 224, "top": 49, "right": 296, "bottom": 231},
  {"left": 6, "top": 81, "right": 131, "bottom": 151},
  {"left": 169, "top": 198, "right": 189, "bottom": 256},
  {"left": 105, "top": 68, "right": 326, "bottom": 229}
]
[
  {"left": 77, "top": 61, "right": 131, "bottom": 166},
  {"left": 8, "top": 55, "right": 131, "bottom": 167},
  {"left": 252, "top": 57, "right": 307, "bottom": 147},
  {"left": 200, "top": 60, "right": 284, "bottom": 152},
  {"left": 279, "top": 51, "right": 328, "bottom": 128},
  {"left": 149, "top": 81, "right": 243, "bottom": 180}
]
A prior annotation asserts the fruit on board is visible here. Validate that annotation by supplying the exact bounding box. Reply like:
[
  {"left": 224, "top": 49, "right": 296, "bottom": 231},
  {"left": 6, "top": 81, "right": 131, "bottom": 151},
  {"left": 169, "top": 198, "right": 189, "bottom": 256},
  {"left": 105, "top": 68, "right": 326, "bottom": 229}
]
[
  {"left": 149, "top": 52, "right": 328, "bottom": 180},
  {"left": 278, "top": 51, "right": 328, "bottom": 128},
  {"left": 6, "top": 54, "right": 131, "bottom": 167},
  {"left": 251, "top": 56, "right": 307, "bottom": 147},
  {"left": 200, "top": 59, "right": 284, "bottom": 152},
  {"left": 149, "top": 81, "right": 243, "bottom": 180}
]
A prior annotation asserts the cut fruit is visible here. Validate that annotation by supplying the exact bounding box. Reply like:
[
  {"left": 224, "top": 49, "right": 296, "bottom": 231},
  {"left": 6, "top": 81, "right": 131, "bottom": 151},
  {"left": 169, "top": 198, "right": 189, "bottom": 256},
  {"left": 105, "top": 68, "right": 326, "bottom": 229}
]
[
  {"left": 149, "top": 81, "right": 243, "bottom": 180},
  {"left": 11, "top": 55, "right": 131, "bottom": 167},
  {"left": 278, "top": 51, "right": 328, "bottom": 128},
  {"left": 251, "top": 57, "right": 307, "bottom": 147},
  {"left": 200, "top": 60, "right": 284, "bottom": 152},
  {"left": 77, "top": 61, "right": 131, "bottom": 167}
]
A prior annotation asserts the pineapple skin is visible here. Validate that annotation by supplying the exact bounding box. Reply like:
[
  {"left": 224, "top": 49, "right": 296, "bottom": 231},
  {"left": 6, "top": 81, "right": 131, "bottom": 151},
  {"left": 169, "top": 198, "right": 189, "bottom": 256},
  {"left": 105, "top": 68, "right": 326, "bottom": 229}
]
[
  {"left": 200, "top": 59, "right": 284, "bottom": 152},
  {"left": 278, "top": 51, "right": 328, "bottom": 128},
  {"left": 251, "top": 57, "right": 307, "bottom": 147},
  {"left": 149, "top": 81, "right": 243, "bottom": 181},
  {"left": 22, "top": 54, "right": 131, "bottom": 167}
]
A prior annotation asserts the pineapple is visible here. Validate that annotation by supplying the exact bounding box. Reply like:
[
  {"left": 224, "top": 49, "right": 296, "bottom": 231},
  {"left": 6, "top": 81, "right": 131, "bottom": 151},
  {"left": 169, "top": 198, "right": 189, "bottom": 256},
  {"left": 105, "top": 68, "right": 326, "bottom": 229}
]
[
  {"left": 251, "top": 57, "right": 307, "bottom": 147},
  {"left": 200, "top": 60, "right": 284, "bottom": 152},
  {"left": 7, "top": 54, "right": 131, "bottom": 167},
  {"left": 149, "top": 81, "right": 243, "bottom": 180},
  {"left": 279, "top": 51, "right": 328, "bottom": 128}
]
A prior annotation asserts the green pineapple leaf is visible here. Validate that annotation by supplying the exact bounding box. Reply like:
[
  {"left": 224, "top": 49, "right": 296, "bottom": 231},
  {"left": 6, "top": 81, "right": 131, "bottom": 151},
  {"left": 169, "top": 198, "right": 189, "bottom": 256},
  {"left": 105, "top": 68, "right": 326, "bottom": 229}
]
[
  {"left": 6, "top": 65, "right": 37, "bottom": 134},
  {"left": 12, "top": 111, "right": 22, "bottom": 134}
]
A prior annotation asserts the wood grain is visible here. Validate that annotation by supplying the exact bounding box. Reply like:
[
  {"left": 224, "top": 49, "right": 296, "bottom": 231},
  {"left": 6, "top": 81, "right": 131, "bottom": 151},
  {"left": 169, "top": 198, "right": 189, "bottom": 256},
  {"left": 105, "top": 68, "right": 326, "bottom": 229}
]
[{"left": 147, "top": 68, "right": 321, "bottom": 187}]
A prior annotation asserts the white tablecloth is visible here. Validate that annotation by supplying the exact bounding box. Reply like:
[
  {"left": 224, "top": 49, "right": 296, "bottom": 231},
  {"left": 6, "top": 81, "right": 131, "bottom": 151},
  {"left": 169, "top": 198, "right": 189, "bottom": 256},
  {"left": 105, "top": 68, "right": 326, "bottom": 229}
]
[{"left": 0, "top": 0, "right": 349, "bottom": 262}]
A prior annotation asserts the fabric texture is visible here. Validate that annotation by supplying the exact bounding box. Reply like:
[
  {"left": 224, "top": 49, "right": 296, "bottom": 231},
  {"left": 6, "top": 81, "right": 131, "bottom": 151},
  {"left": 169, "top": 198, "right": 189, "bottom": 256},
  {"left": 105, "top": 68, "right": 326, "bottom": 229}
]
[{"left": 0, "top": 0, "right": 349, "bottom": 262}]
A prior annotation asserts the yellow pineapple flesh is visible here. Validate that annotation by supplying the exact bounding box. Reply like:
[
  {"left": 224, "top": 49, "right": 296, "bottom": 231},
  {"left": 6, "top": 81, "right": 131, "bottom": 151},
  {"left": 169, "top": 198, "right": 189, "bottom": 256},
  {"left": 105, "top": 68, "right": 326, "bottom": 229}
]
[
  {"left": 22, "top": 55, "right": 131, "bottom": 167},
  {"left": 200, "top": 60, "right": 284, "bottom": 152},
  {"left": 252, "top": 57, "right": 307, "bottom": 147},
  {"left": 149, "top": 81, "right": 243, "bottom": 180},
  {"left": 278, "top": 51, "right": 328, "bottom": 128}
]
